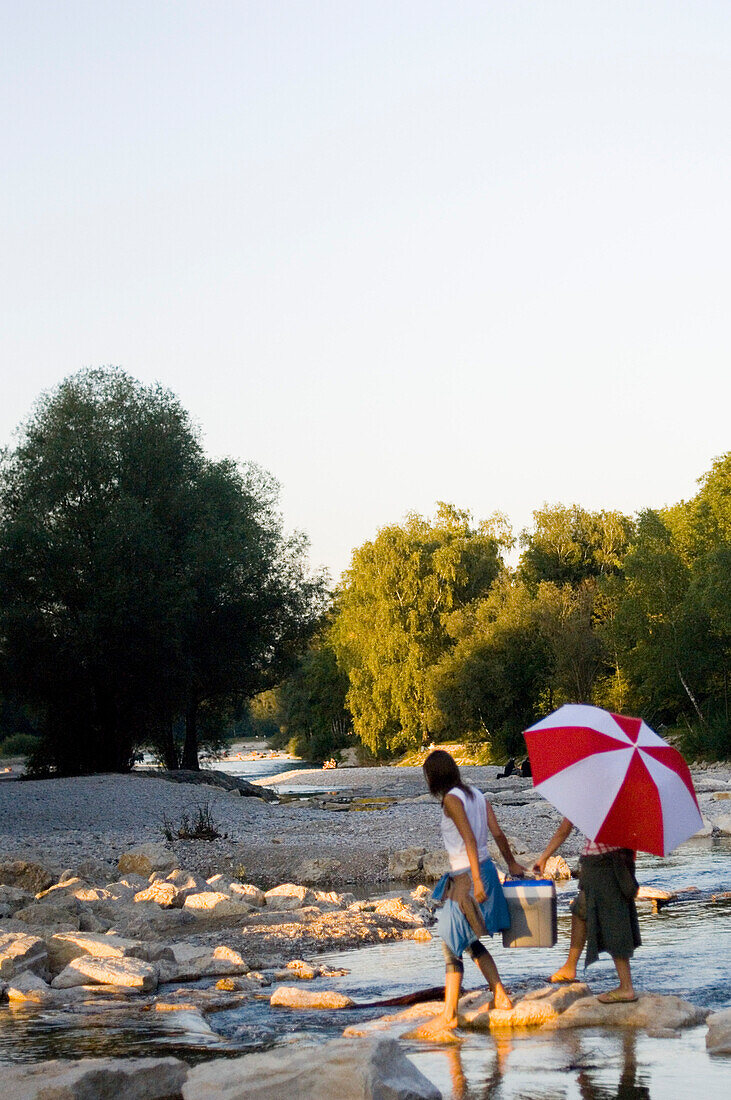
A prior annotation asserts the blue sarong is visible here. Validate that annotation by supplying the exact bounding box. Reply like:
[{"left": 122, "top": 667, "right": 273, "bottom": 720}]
[{"left": 432, "top": 857, "right": 510, "bottom": 958}]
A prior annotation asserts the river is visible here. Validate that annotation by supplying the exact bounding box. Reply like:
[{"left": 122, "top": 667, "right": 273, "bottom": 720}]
[{"left": 1, "top": 841, "right": 729, "bottom": 1098}]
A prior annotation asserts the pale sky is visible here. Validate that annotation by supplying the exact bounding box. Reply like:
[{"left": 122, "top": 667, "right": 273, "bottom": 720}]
[{"left": 2, "top": 1, "right": 729, "bottom": 582}]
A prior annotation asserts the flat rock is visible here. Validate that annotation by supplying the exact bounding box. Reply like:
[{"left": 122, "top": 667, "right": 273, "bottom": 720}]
[
  {"left": 550, "top": 991, "right": 709, "bottom": 1031},
  {"left": 47, "top": 932, "right": 147, "bottom": 974},
  {"left": 182, "top": 1037, "right": 441, "bottom": 1099},
  {"left": 2, "top": 1056, "right": 188, "bottom": 1099},
  {"left": 0, "top": 931, "right": 47, "bottom": 979},
  {"left": 134, "top": 881, "right": 183, "bottom": 909},
  {"left": 706, "top": 1007, "right": 731, "bottom": 1054},
  {"left": 118, "top": 844, "right": 176, "bottom": 877},
  {"left": 270, "top": 984, "right": 354, "bottom": 1009},
  {"left": 5, "top": 970, "right": 54, "bottom": 1004},
  {"left": 52, "top": 954, "right": 158, "bottom": 991},
  {"left": 229, "top": 882, "right": 265, "bottom": 906}
]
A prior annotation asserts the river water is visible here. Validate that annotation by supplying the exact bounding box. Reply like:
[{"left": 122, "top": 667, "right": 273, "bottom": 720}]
[{"left": 1, "top": 841, "right": 729, "bottom": 1098}]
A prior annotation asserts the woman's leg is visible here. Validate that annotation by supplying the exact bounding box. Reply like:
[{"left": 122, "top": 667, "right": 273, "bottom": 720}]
[
  {"left": 597, "top": 957, "right": 636, "bottom": 1003},
  {"left": 419, "top": 942, "right": 464, "bottom": 1033},
  {"left": 470, "top": 942, "right": 513, "bottom": 1010}
]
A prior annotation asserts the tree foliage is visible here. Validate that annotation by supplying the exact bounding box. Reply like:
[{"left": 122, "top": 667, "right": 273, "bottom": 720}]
[
  {"left": 331, "top": 504, "right": 504, "bottom": 754},
  {"left": 0, "top": 368, "right": 324, "bottom": 774}
]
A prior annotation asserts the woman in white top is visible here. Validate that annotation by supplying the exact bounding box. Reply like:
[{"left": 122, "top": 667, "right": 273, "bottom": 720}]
[{"left": 420, "top": 749, "right": 526, "bottom": 1035}]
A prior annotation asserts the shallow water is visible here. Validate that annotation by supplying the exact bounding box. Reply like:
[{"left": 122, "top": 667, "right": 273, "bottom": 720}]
[{"left": 1, "top": 841, "right": 729, "bottom": 1097}]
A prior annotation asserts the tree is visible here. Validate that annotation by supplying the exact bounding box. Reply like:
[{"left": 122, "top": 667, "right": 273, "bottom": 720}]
[
  {"left": 429, "top": 575, "right": 551, "bottom": 757},
  {"left": 520, "top": 505, "right": 634, "bottom": 588},
  {"left": 0, "top": 368, "right": 324, "bottom": 774},
  {"left": 533, "top": 578, "right": 606, "bottom": 705},
  {"left": 275, "top": 628, "right": 353, "bottom": 763},
  {"left": 331, "top": 504, "right": 504, "bottom": 755}
]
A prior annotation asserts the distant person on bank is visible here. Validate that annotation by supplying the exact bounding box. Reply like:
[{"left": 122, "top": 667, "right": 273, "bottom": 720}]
[
  {"left": 534, "top": 817, "right": 640, "bottom": 1003},
  {"left": 421, "top": 750, "right": 527, "bottom": 1033}
]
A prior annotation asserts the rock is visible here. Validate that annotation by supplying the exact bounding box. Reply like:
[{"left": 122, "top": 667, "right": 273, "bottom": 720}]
[
  {"left": 77, "top": 858, "right": 116, "bottom": 883},
  {"left": 372, "top": 897, "right": 424, "bottom": 924},
  {"left": 2, "top": 1056, "right": 188, "bottom": 1099},
  {"left": 156, "top": 943, "right": 248, "bottom": 983},
  {"left": 14, "top": 896, "right": 82, "bottom": 929},
  {"left": 270, "top": 985, "right": 354, "bottom": 1009},
  {"left": 410, "top": 885, "right": 433, "bottom": 907},
  {"left": 229, "top": 882, "right": 265, "bottom": 906},
  {"left": 551, "top": 991, "right": 709, "bottom": 1031},
  {"left": 182, "top": 1037, "right": 441, "bottom": 1099},
  {"left": 0, "top": 859, "right": 54, "bottom": 895},
  {"left": 0, "top": 931, "right": 47, "bottom": 979},
  {"left": 5, "top": 970, "right": 54, "bottom": 1005},
  {"left": 297, "top": 858, "right": 343, "bottom": 884},
  {"left": 117, "top": 904, "right": 195, "bottom": 939},
  {"left": 37, "top": 877, "right": 90, "bottom": 900},
  {"left": 285, "top": 959, "right": 316, "bottom": 979},
  {"left": 0, "top": 883, "right": 33, "bottom": 915},
  {"left": 52, "top": 955, "right": 158, "bottom": 992},
  {"left": 118, "top": 843, "right": 176, "bottom": 877},
  {"left": 166, "top": 870, "right": 207, "bottom": 895},
  {"left": 388, "top": 848, "right": 426, "bottom": 879},
  {"left": 46, "top": 932, "right": 147, "bottom": 974},
  {"left": 463, "top": 983, "right": 591, "bottom": 1030},
  {"left": 405, "top": 927, "right": 432, "bottom": 941},
  {"left": 134, "top": 881, "right": 184, "bottom": 908},
  {"left": 706, "top": 1007, "right": 731, "bottom": 1054},
  {"left": 710, "top": 791, "right": 731, "bottom": 800},
  {"left": 543, "top": 856, "right": 572, "bottom": 881},
  {"left": 264, "top": 883, "right": 315, "bottom": 910},
  {"left": 421, "top": 851, "right": 451, "bottom": 881},
  {"left": 182, "top": 891, "right": 232, "bottom": 911}
]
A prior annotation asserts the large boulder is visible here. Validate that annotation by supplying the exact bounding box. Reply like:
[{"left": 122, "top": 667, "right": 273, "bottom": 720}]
[
  {"left": 46, "top": 932, "right": 147, "bottom": 974},
  {"left": 420, "top": 851, "right": 450, "bottom": 881},
  {"left": 387, "top": 849, "right": 426, "bottom": 879},
  {"left": 156, "top": 943, "right": 248, "bottom": 983},
  {"left": 0, "top": 860, "right": 54, "bottom": 895},
  {"left": 2, "top": 1057, "right": 187, "bottom": 1100},
  {"left": 229, "top": 882, "right": 265, "bottom": 906},
  {"left": 706, "top": 1007, "right": 731, "bottom": 1054},
  {"left": 0, "top": 931, "right": 47, "bottom": 979},
  {"left": 13, "top": 896, "right": 83, "bottom": 929},
  {"left": 264, "top": 884, "right": 315, "bottom": 910},
  {"left": 52, "top": 954, "right": 158, "bottom": 992},
  {"left": 5, "top": 970, "right": 55, "bottom": 1005},
  {"left": 550, "top": 991, "right": 709, "bottom": 1031},
  {"left": 134, "top": 881, "right": 184, "bottom": 909},
  {"left": 182, "top": 1037, "right": 441, "bottom": 1099},
  {"left": 0, "top": 883, "right": 33, "bottom": 917},
  {"left": 118, "top": 844, "right": 176, "bottom": 877}
]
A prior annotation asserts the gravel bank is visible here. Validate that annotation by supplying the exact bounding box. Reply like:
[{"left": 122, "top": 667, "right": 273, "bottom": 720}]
[{"left": 1, "top": 763, "right": 729, "bottom": 888}]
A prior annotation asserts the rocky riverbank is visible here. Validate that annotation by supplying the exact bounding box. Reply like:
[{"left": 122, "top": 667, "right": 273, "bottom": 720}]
[{"left": 2, "top": 763, "right": 730, "bottom": 1097}]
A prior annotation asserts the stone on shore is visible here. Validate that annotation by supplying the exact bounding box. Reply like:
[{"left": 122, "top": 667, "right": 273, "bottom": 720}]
[
  {"left": 0, "top": 931, "right": 47, "bottom": 979},
  {"left": 46, "top": 931, "right": 147, "bottom": 973},
  {"left": 270, "top": 984, "right": 355, "bottom": 1009},
  {"left": 182, "top": 1037, "right": 441, "bottom": 1099},
  {"left": 3, "top": 1056, "right": 188, "bottom": 1100},
  {"left": 229, "top": 882, "right": 265, "bottom": 906},
  {"left": 706, "top": 1007, "right": 731, "bottom": 1054},
  {"left": 52, "top": 954, "right": 158, "bottom": 991},
  {"left": 264, "top": 883, "right": 315, "bottom": 910},
  {"left": 550, "top": 991, "right": 709, "bottom": 1031},
  {"left": 5, "top": 969, "right": 54, "bottom": 1005},
  {"left": 134, "top": 881, "right": 184, "bottom": 908},
  {"left": 0, "top": 859, "right": 54, "bottom": 895},
  {"left": 118, "top": 843, "right": 176, "bottom": 877},
  {"left": 155, "top": 943, "right": 248, "bottom": 983},
  {"left": 421, "top": 850, "right": 450, "bottom": 880},
  {"left": 388, "top": 848, "right": 426, "bottom": 878},
  {"left": 0, "top": 883, "right": 33, "bottom": 918}
]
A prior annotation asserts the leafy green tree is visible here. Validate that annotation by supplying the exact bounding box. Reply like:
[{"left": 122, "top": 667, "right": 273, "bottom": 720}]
[
  {"left": 520, "top": 505, "right": 634, "bottom": 588},
  {"left": 331, "top": 504, "right": 504, "bottom": 755},
  {"left": 0, "top": 368, "right": 324, "bottom": 774},
  {"left": 429, "top": 576, "right": 551, "bottom": 757},
  {"left": 276, "top": 631, "right": 352, "bottom": 763},
  {"left": 533, "top": 578, "right": 606, "bottom": 705}
]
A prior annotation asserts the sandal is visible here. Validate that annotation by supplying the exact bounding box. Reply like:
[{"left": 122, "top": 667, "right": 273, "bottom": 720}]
[{"left": 597, "top": 990, "right": 638, "bottom": 1004}]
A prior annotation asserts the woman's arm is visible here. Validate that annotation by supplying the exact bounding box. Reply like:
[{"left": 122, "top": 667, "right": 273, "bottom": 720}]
[
  {"left": 442, "top": 793, "right": 487, "bottom": 902},
  {"left": 485, "top": 799, "right": 527, "bottom": 877},
  {"left": 533, "top": 816, "right": 573, "bottom": 875}
]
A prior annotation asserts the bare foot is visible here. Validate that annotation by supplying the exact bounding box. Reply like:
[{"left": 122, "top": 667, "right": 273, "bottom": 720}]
[
  {"left": 413, "top": 1013, "right": 460, "bottom": 1038},
  {"left": 493, "top": 984, "right": 513, "bottom": 1011},
  {"left": 549, "top": 967, "right": 577, "bottom": 983}
]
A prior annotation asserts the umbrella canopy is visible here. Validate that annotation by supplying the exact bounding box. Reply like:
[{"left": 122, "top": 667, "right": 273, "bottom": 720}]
[{"left": 524, "top": 703, "right": 703, "bottom": 856}]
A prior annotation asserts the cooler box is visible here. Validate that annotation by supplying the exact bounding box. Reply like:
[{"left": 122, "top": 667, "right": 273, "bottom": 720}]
[{"left": 501, "top": 878, "right": 557, "bottom": 948}]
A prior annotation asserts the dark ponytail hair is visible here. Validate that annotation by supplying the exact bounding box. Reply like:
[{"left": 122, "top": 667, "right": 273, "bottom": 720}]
[{"left": 423, "top": 749, "right": 475, "bottom": 802}]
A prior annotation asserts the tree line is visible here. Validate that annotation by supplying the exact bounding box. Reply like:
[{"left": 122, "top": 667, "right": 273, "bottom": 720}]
[
  {"left": 1, "top": 368, "right": 728, "bottom": 773},
  {"left": 275, "top": 463, "right": 730, "bottom": 763}
]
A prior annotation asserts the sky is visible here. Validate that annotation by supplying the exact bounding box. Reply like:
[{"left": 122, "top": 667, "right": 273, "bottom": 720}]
[{"left": 2, "top": 1, "right": 730, "bottom": 582}]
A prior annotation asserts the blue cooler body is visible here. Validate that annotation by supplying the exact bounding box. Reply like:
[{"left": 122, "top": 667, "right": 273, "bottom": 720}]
[{"left": 501, "top": 878, "right": 557, "bottom": 948}]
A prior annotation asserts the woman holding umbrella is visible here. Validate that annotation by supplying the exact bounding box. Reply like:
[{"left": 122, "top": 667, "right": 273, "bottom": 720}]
[
  {"left": 534, "top": 819, "right": 640, "bottom": 1002},
  {"left": 525, "top": 703, "right": 703, "bottom": 1004}
]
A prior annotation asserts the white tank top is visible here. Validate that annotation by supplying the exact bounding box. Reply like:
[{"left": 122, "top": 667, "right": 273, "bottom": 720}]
[{"left": 440, "top": 786, "right": 490, "bottom": 871}]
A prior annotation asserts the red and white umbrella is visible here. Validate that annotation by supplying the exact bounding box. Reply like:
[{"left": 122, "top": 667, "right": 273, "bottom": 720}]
[{"left": 523, "top": 703, "right": 703, "bottom": 856}]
